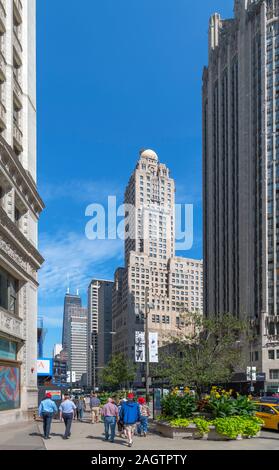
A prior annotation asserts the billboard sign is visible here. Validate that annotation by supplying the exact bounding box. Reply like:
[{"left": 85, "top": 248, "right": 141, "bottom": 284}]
[
  {"left": 135, "top": 331, "right": 145, "bottom": 363},
  {"left": 66, "top": 371, "right": 76, "bottom": 383},
  {"left": 149, "top": 332, "right": 158, "bottom": 363},
  {"left": 37, "top": 359, "right": 53, "bottom": 377},
  {"left": 45, "top": 390, "right": 61, "bottom": 401}
]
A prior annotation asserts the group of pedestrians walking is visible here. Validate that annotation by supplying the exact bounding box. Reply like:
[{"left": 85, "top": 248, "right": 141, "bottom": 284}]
[
  {"left": 38, "top": 392, "right": 76, "bottom": 440},
  {"left": 38, "top": 391, "right": 150, "bottom": 446}
]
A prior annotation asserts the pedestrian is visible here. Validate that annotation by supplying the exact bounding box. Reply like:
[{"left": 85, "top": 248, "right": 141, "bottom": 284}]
[
  {"left": 73, "top": 395, "right": 79, "bottom": 420},
  {"left": 119, "top": 393, "right": 141, "bottom": 447},
  {"left": 38, "top": 392, "right": 58, "bottom": 440},
  {"left": 115, "top": 398, "right": 125, "bottom": 438},
  {"left": 59, "top": 393, "right": 77, "bottom": 439},
  {"left": 77, "top": 395, "right": 86, "bottom": 421},
  {"left": 101, "top": 398, "right": 119, "bottom": 443},
  {"left": 90, "top": 392, "right": 101, "bottom": 424},
  {"left": 137, "top": 397, "right": 150, "bottom": 437}
]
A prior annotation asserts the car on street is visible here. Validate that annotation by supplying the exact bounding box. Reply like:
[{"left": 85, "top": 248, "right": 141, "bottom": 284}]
[{"left": 255, "top": 402, "right": 279, "bottom": 430}]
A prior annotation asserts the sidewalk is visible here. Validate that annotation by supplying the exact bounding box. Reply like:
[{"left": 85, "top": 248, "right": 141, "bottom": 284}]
[
  {"left": 38, "top": 419, "right": 279, "bottom": 450},
  {"left": 0, "top": 418, "right": 279, "bottom": 450},
  {"left": 0, "top": 421, "right": 45, "bottom": 450}
]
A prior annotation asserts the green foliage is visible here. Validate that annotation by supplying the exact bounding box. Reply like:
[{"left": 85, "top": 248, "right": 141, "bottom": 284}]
[
  {"left": 152, "top": 313, "right": 248, "bottom": 396},
  {"left": 161, "top": 391, "right": 198, "bottom": 418},
  {"left": 168, "top": 418, "right": 190, "bottom": 428},
  {"left": 212, "top": 416, "right": 262, "bottom": 439},
  {"left": 206, "top": 389, "right": 257, "bottom": 418},
  {"left": 193, "top": 418, "right": 211, "bottom": 436},
  {"left": 99, "top": 353, "right": 136, "bottom": 390}
]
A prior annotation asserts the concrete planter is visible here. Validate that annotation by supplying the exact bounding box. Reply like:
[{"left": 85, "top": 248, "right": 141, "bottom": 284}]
[
  {"left": 155, "top": 422, "right": 258, "bottom": 441},
  {"left": 155, "top": 422, "right": 203, "bottom": 440}
]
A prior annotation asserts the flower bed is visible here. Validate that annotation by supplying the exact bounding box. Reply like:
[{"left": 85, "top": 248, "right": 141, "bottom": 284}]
[{"left": 157, "top": 387, "right": 263, "bottom": 441}]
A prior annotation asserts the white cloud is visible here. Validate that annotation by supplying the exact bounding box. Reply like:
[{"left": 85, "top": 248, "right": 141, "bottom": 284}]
[{"left": 39, "top": 231, "right": 123, "bottom": 299}]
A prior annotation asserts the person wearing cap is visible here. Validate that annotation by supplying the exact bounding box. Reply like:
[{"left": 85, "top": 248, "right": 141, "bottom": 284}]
[
  {"left": 59, "top": 393, "right": 77, "bottom": 439},
  {"left": 137, "top": 397, "right": 150, "bottom": 437},
  {"left": 119, "top": 393, "right": 141, "bottom": 447},
  {"left": 38, "top": 392, "right": 58, "bottom": 439}
]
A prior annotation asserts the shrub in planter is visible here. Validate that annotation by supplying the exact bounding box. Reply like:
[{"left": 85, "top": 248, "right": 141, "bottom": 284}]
[
  {"left": 233, "top": 395, "right": 256, "bottom": 417},
  {"left": 161, "top": 388, "right": 198, "bottom": 418},
  {"left": 240, "top": 416, "right": 264, "bottom": 437},
  {"left": 212, "top": 416, "right": 263, "bottom": 440},
  {"left": 206, "top": 388, "right": 256, "bottom": 418},
  {"left": 192, "top": 418, "right": 212, "bottom": 436},
  {"left": 168, "top": 418, "right": 191, "bottom": 428},
  {"left": 212, "top": 417, "right": 244, "bottom": 439}
]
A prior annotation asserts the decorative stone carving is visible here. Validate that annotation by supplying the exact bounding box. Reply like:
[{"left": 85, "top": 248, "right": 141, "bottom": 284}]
[{"left": 0, "top": 308, "right": 24, "bottom": 340}]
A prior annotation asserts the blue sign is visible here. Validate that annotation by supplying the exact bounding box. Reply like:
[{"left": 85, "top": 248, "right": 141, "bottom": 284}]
[{"left": 37, "top": 358, "right": 53, "bottom": 377}]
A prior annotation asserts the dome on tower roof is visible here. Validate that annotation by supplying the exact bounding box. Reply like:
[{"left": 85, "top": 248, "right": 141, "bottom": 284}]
[{"left": 140, "top": 149, "right": 158, "bottom": 161}]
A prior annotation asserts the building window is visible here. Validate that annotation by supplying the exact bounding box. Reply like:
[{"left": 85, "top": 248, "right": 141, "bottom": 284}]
[
  {"left": 270, "top": 369, "right": 279, "bottom": 380},
  {"left": 268, "top": 350, "right": 275, "bottom": 360},
  {"left": 0, "top": 338, "right": 17, "bottom": 361},
  {"left": 0, "top": 268, "right": 19, "bottom": 315}
]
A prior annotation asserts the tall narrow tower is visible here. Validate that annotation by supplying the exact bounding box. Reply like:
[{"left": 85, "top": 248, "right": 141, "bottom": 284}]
[
  {"left": 112, "top": 150, "right": 203, "bottom": 370},
  {"left": 203, "top": 0, "right": 279, "bottom": 393}
]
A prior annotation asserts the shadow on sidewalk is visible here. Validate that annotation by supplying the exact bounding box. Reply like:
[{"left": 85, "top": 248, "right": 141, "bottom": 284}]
[{"left": 86, "top": 435, "right": 127, "bottom": 446}]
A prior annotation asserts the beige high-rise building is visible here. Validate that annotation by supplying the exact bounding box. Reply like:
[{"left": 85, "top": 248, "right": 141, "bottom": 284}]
[
  {"left": 112, "top": 149, "right": 203, "bottom": 367},
  {"left": 203, "top": 0, "right": 279, "bottom": 392},
  {"left": 0, "top": 0, "right": 44, "bottom": 424}
]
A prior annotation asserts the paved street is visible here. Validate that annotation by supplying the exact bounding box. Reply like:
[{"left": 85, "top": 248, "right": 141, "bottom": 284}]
[{"left": 0, "top": 417, "right": 279, "bottom": 450}]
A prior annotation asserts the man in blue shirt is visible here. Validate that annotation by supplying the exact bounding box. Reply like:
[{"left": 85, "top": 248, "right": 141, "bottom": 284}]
[
  {"left": 59, "top": 393, "right": 76, "bottom": 439},
  {"left": 38, "top": 392, "right": 58, "bottom": 439},
  {"left": 119, "top": 393, "right": 141, "bottom": 447}
]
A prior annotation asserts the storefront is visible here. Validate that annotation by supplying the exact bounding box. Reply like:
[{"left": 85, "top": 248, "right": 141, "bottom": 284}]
[{"left": 0, "top": 337, "right": 20, "bottom": 412}]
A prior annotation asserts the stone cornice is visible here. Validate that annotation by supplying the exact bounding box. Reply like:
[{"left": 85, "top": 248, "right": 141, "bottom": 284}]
[
  {"left": 0, "top": 135, "right": 45, "bottom": 216},
  {"left": 0, "top": 206, "right": 44, "bottom": 269}
]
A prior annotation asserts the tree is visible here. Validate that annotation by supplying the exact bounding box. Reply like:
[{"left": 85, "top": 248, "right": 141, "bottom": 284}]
[
  {"left": 100, "top": 353, "right": 137, "bottom": 391},
  {"left": 151, "top": 313, "right": 248, "bottom": 397}
]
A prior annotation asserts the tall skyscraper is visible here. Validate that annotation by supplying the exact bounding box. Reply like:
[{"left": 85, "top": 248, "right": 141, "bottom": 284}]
[
  {"left": 87, "top": 279, "right": 113, "bottom": 388},
  {"left": 53, "top": 343, "right": 62, "bottom": 358},
  {"left": 0, "top": 1, "right": 44, "bottom": 425},
  {"left": 203, "top": 0, "right": 279, "bottom": 392},
  {"left": 68, "top": 306, "right": 87, "bottom": 382},
  {"left": 112, "top": 149, "right": 203, "bottom": 368},
  {"left": 62, "top": 292, "right": 82, "bottom": 351}
]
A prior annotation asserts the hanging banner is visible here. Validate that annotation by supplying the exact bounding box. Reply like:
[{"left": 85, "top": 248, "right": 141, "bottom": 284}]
[
  {"left": 135, "top": 331, "right": 145, "bottom": 362},
  {"left": 149, "top": 332, "right": 158, "bottom": 363}
]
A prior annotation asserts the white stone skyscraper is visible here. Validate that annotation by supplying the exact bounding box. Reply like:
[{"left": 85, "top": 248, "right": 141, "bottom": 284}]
[
  {"left": 0, "top": 0, "right": 44, "bottom": 425},
  {"left": 203, "top": 0, "right": 279, "bottom": 392},
  {"left": 112, "top": 150, "right": 203, "bottom": 368}
]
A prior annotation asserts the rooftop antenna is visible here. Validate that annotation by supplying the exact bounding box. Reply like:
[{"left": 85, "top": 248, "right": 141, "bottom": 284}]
[
  {"left": 77, "top": 289, "right": 79, "bottom": 296},
  {"left": 67, "top": 273, "right": 70, "bottom": 294}
]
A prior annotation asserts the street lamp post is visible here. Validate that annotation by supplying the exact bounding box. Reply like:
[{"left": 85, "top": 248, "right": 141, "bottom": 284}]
[
  {"left": 143, "top": 284, "right": 184, "bottom": 402},
  {"left": 144, "top": 286, "right": 150, "bottom": 402}
]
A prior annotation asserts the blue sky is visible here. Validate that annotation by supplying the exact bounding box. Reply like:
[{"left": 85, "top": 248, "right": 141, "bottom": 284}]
[{"left": 37, "top": 0, "right": 234, "bottom": 356}]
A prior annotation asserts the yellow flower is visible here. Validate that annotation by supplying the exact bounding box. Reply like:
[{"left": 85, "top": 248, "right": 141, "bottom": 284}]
[{"left": 215, "top": 392, "right": 221, "bottom": 398}]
